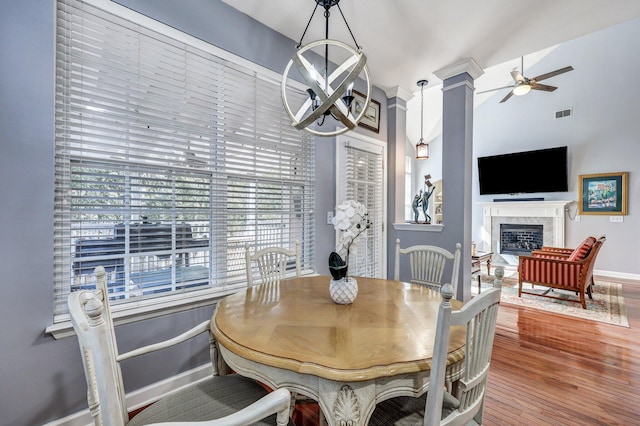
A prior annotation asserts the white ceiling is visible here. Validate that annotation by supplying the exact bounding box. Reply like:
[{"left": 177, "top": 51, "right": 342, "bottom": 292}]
[{"left": 220, "top": 0, "right": 640, "bottom": 95}]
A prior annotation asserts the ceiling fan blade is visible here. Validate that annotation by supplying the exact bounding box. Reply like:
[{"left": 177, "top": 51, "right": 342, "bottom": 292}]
[
  {"left": 477, "top": 84, "right": 515, "bottom": 94},
  {"left": 530, "top": 83, "right": 557, "bottom": 92},
  {"left": 531, "top": 66, "right": 574, "bottom": 82},
  {"left": 499, "top": 91, "right": 514, "bottom": 103},
  {"left": 511, "top": 70, "right": 526, "bottom": 83}
]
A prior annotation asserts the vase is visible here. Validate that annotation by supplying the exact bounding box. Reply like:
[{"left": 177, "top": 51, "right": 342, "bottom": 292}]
[{"left": 329, "top": 277, "right": 358, "bottom": 304}]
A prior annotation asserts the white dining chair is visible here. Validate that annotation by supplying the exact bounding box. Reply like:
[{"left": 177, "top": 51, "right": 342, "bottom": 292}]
[
  {"left": 369, "top": 281, "right": 502, "bottom": 425},
  {"left": 68, "top": 266, "right": 291, "bottom": 426},
  {"left": 395, "top": 239, "right": 462, "bottom": 295},
  {"left": 245, "top": 241, "right": 300, "bottom": 287}
]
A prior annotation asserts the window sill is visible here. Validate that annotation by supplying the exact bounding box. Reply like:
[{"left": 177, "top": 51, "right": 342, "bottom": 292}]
[
  {"left": 47, "top": 271, "right": 317, "bottom": 340},
  {"left": 393, "top": 222, "right": 444, "bottom": 232},
  {"left": 46, "top": 284, "right": 245, "bottom": 340}
]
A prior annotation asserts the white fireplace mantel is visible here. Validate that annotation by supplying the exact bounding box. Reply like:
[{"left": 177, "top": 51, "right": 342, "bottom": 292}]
[{"left": 479, "top": 200, "right": 574, "bottom": 253}]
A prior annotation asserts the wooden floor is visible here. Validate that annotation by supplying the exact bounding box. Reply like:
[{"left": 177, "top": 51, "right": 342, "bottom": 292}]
[
  {"left": 482, "top": 276, "right": 640, "bottom": 425},
  {"left": 294, "top": 276, "right": 640, "bottom": 425}
]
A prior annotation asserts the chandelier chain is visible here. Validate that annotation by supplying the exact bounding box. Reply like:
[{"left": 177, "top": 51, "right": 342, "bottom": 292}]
[
  {"left": 336, "top": 3, "right": 361, "bottom": 50},
  {"left": 295, "top": 1, "right": 361, "bottom": 50},
  {"left": 296, "top": 3, "right": 320, "bottom": 48}
]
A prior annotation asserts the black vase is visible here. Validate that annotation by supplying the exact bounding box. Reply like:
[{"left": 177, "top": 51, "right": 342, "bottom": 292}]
[{"left": 328, "top": 251, "right": 348, "bottom": 280}]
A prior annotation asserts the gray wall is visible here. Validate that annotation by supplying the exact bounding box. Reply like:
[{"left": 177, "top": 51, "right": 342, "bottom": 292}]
[
  {"left": 472, "top": 17, "right": 640, "bottom": 276},
  {"left": 6, "top": 0, "right": 635, "bottom": 424},
  {"left": 0, "top": 1, "right": 388, "bottom": 424},
  {"left": 389, "top": 73, "right": 476, "bottom": 301}
]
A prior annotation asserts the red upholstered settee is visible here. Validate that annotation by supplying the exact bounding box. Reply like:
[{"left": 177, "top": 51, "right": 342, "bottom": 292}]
[{"left": 518, "top": 236, "right": 606, "bottom": 309}]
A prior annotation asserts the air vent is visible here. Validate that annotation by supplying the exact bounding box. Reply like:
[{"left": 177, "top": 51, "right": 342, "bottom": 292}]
[{"left": 554, "top": 108, "right": 572, "bottom": 119}]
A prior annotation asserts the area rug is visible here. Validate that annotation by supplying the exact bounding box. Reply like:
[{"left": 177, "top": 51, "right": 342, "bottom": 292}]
[{"left": 473, "top": 274, "right": 629, "bottom": 327}]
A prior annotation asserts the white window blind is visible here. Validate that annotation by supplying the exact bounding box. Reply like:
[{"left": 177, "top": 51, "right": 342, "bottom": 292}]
[
  {"left": 336, "top": 138, "right": 384, "bottom": 278},
  {"left": 53, "top": 0, "right": 315, "bottom": 320}
]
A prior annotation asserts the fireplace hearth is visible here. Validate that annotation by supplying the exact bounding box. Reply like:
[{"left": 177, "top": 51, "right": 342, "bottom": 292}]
[{"left": 500, "top": 224, "right": 543, "bottom": 255}]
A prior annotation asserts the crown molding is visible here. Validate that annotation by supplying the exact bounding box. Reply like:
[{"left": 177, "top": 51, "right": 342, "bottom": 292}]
[
  {"left": 434, "top": 58, "right": 484, "bottom": 81},
  {"left": 384, "top": 86, "right": 414, "bottom": 102}
]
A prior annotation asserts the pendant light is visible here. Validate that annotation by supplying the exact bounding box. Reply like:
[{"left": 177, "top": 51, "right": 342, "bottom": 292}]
[
  {"left": 281, "top": 0, "right": 372, "bottom": 137},
  {"left": 415, "top": 79, "right": 429, "bottom": 159}
]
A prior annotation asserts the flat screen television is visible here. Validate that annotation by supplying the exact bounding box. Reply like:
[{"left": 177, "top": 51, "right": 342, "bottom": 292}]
[{"left": 477, "top": 146, "right": 568, "bottom": 195}]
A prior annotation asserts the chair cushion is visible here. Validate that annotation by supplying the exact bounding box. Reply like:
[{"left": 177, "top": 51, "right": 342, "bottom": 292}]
[
  {"left": 568, "top": 236, "right": 596, "bottom": 261},
  {"left": 129, "top": 374, "right": 287, "bottom": 426}
]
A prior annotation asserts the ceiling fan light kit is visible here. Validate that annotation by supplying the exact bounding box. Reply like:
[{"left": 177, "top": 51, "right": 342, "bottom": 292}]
[
  {"left": 512, "top": 83, "right": 531, "bottom": 96},
  {"left": 478, "top": 56, "right": 573, "bottom": 103},
  {"left": 281, "top": 0, "right": 372, "bottom": 137}
]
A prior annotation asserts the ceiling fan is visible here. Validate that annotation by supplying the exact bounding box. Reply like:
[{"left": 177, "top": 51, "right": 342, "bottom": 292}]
[{"left": 478, "top": 57, "right": 574, "bottom": 103}]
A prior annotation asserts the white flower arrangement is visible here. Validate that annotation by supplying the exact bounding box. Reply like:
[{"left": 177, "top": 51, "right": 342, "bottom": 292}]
[{"left": 332, "top": 200, "right": 371, "bottom": 262}]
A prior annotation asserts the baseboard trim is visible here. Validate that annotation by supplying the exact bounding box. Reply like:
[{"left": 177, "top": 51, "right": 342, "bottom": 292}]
[
  {"left": 594, "top": 269, "right": 640, "bottom": 283},
  {"left": 477, "top": 264, "right": 640, "bottom": 284},
  {"left": 42, "top": 364, "right": 214, "bottom": 426}
]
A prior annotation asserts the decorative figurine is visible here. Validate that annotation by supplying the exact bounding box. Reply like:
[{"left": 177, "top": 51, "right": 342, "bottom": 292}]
[
  {"left": 412, "top": 190, "right": 422, "bottom": 223},
  {"left": 421, "top": 176, "right": 435, "bottom": 224},
  {"left": 412, "top": 174, "right": 436, "bottom": 224}
]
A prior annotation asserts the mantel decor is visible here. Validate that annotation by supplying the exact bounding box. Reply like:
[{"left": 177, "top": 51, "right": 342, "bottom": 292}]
[
  {"left": 578, "top": 172, "right": 628, "bottom": 215},
  {"left": 329, "top": 200, "right": 370, "bottom": 304}
]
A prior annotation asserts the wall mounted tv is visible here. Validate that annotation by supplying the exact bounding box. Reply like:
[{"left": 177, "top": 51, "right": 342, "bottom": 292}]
[{"left": 477, "top": 146, "right": 568, "bottom": 195}]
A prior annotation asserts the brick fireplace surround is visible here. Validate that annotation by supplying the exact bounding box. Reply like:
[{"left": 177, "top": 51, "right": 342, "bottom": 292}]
[{"left": 479, "top": 200, "right": 573, "bottom": 264}]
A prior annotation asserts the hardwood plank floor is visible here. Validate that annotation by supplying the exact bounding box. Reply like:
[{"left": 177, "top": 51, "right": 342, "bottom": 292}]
[
  {"left": 293, "top": 276, "right": 640, "bottom": 425},
  {"left": 483, "top": 277, "right": 640, "bottom": 425}
]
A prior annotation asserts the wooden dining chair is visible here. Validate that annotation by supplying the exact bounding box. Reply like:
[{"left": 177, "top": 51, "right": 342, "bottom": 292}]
[
  {"left": 245, "top": 241, "right": 300, "bottom": 287},
  {"left": 68, "top": 266, "right": 291, "bottom": 426},
  {"left": 369, "top": 281, "right": 502, "bottom": 426},
  {"left": 395, "top": 239, "right": 462, "bottom": 295}
]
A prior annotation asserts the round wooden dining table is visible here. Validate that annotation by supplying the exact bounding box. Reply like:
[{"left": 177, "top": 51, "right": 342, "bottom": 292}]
[{"left": 211, "top": 275, "right": 466, "bottom": 426}]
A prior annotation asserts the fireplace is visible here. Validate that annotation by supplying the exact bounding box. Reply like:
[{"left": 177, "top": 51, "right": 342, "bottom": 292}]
[
  {"left": 500, "top": 224, "right": 543, "bottom": 255},
  {"left": 479, "top": 200, "right": 572, "bottom": 264}
]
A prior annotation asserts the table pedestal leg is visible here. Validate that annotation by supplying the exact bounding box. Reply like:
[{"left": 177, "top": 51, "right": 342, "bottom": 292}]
[{"left": 318, "top": 381, "right": 376, "bottom": 426}]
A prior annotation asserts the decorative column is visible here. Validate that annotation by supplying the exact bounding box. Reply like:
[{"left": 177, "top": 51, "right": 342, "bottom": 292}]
[
  {"left": 385, "top": 86, "right": 414, "bottom": 225},
  {"left": 434, "top": 58, "right": 483, "bottom": 301}
]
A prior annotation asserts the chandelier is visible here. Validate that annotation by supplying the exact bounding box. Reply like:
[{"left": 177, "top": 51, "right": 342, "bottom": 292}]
[{"left": 281, "top": 0, "right": 372, "bottom": 137}]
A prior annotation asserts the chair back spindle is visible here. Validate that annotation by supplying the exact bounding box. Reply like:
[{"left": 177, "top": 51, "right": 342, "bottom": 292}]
[
  {"left": 395, "top": 239, "right": 461, "bottom": 295},
  {"left": 245, "top": 241, "right": 300, "bottom": 287}
]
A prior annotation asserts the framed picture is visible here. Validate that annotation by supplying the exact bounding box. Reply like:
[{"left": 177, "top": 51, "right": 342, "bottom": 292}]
[
  {"left": 578, "top": 172, "right": 628, "bottom": 215},
  {"left": 351, "top": 90, "right": 380, "bottom": 133}
]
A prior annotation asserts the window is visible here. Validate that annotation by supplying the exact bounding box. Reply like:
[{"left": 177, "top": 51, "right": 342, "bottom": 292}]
[{"left": 53, "top": 0, "right": 315, "bottom": 322}]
